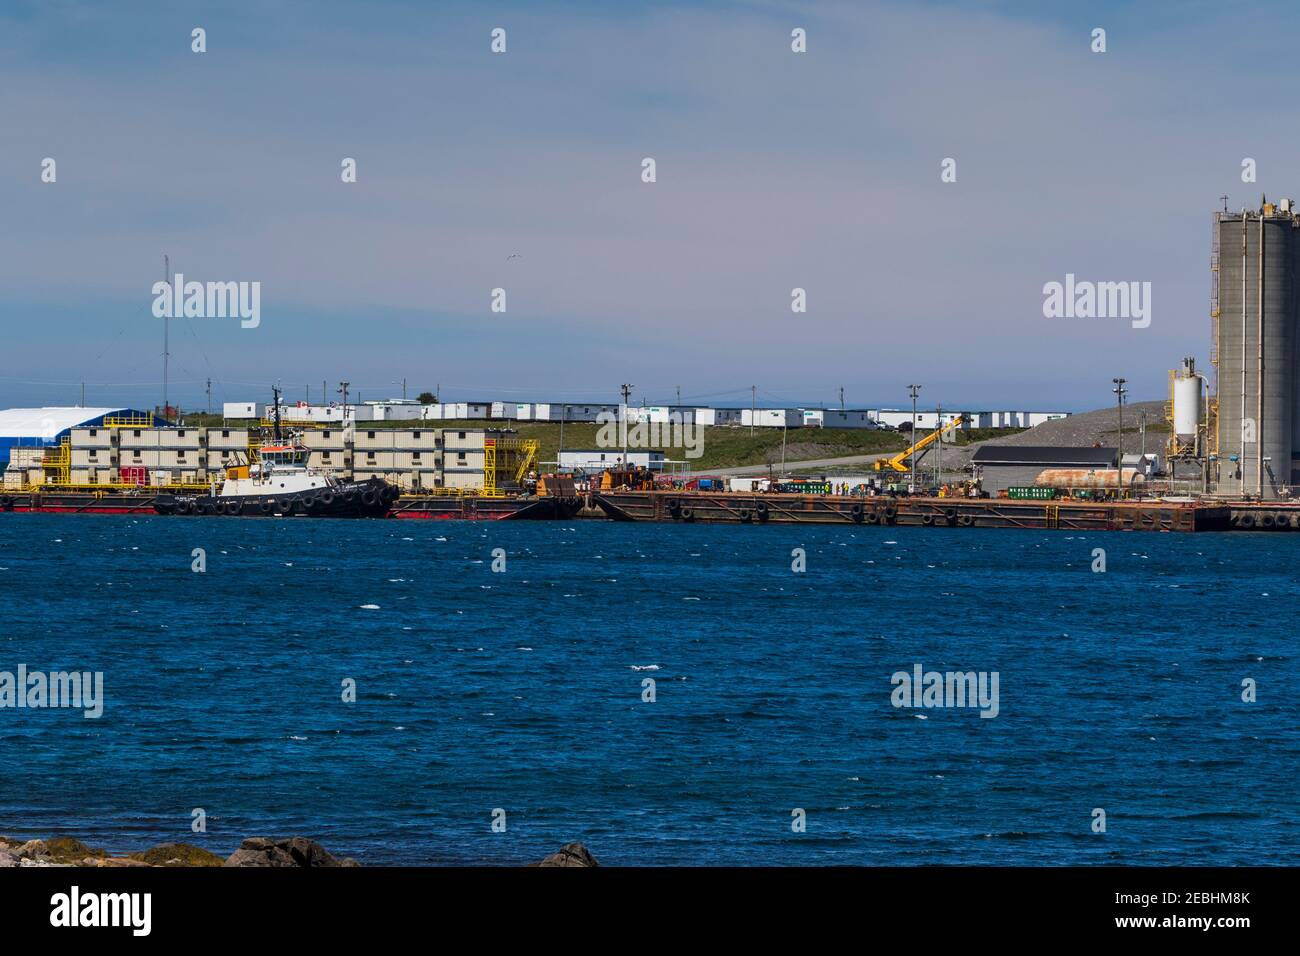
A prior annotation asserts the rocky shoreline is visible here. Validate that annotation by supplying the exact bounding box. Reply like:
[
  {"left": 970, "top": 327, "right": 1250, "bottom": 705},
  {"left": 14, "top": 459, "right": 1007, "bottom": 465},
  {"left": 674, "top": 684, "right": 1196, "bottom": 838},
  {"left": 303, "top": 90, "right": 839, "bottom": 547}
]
[{"left": 0, "top": 834, "right": 598, "bottom": 868}]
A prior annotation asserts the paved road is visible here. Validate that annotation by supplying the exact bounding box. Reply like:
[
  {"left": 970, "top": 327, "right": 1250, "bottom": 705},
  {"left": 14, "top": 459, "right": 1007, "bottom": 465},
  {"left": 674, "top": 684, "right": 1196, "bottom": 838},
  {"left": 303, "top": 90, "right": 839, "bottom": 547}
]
[{"left": 684, "top": 452, "right": 899, "bottom": 477}]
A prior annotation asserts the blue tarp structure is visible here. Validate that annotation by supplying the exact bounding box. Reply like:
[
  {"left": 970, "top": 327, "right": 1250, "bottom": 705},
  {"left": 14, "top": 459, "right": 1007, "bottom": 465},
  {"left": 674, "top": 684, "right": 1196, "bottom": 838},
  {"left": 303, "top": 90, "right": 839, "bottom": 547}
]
[{"left": 0, "top": 407, "right": 168, "bottom": 467}]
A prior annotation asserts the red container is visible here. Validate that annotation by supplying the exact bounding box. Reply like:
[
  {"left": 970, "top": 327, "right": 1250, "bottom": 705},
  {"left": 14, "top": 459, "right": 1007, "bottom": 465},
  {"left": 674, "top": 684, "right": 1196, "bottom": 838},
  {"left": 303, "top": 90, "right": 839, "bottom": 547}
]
[{"left": 119, "top": 466, "right": 148, "bottom": 486}]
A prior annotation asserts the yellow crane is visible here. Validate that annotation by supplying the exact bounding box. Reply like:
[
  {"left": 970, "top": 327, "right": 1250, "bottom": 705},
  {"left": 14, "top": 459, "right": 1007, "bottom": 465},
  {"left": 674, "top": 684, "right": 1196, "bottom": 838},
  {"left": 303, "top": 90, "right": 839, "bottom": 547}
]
[{"left": 872, "top": 414, "right": 967, "bottom": 472}]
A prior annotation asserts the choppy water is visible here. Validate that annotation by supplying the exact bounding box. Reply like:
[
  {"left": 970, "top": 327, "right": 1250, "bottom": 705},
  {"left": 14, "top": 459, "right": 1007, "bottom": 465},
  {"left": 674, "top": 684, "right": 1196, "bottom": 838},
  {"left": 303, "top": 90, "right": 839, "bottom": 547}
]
[{"left": 0, "top": 514, "right": 1295, "bottom": 865}]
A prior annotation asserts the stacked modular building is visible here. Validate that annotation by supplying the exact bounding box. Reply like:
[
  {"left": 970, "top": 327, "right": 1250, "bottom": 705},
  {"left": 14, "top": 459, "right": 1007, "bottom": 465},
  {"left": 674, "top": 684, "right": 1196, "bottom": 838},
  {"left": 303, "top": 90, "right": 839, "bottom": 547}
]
[{"left": 2, "top": 412, "right": 494, "bottom": 492}]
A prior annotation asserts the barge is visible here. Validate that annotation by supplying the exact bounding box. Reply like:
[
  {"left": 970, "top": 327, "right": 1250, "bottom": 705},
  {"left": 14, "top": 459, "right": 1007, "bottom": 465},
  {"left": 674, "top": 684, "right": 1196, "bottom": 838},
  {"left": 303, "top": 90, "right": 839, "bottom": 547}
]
[
  {"left": 593, "top": 489, "right": 1234, "bottom": 533},
  {"left": 0, "top": 489, "right": 579, "bottom": 520}
]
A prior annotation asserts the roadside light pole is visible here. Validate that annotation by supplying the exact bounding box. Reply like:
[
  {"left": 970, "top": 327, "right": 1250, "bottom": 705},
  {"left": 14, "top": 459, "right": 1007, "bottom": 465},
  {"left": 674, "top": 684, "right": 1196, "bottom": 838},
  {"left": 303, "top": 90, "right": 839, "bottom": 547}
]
[
  {"left": 907, "top": 384, "right": 922, "bottom": 493},
  {"left": 620, "top": 383, "right": 634, "bottom": 467},
  {"left": 1112, "top": 377, "right": 1127, "bottom": 495}
]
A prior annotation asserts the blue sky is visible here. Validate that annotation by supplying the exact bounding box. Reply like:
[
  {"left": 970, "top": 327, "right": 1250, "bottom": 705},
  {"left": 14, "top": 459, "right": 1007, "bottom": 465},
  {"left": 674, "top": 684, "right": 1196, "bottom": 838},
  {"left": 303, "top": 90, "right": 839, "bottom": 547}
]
[{"left": 2, "top": 0, "right": 1297, "bottom": 412}]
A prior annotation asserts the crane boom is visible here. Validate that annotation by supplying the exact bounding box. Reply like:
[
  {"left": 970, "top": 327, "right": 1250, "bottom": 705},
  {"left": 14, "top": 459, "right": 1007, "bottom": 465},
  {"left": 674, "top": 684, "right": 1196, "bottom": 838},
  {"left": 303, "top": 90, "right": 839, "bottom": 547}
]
[{"left": 872, "top": 414, "right": 967, "bottom": 472}]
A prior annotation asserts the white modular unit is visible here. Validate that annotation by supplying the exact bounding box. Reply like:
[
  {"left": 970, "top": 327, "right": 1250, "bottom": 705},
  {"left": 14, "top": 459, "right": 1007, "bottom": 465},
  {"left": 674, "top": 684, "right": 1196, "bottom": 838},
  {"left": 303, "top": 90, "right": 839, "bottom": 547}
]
[
  {"left": 557, "top": 449, "right": 665, "bottom": 472},
  {"left": 819, "top": 410, "right": 877, "bottom": 430},
  {"left": 223, "top": 402, "right": 266, "bottom": 419},
  {"left": 1026, "top": 412, "right": 1070, "bottom": 428},
  {"left": 740, "top": 409, "right": 802, "bottom": 428}
]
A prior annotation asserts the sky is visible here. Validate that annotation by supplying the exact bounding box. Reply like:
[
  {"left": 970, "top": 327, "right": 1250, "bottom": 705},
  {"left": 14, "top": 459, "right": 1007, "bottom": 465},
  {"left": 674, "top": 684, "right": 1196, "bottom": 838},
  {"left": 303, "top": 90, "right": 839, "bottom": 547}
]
[{"left": 1, "top": 0, "right": 1297, "bottom": 413}]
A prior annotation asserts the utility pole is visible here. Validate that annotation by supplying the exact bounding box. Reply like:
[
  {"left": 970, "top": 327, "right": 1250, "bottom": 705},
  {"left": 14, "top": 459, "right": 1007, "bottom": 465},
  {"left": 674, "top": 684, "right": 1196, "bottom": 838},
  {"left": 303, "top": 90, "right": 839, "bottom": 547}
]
[
  {"left": 935, "top": 402, "right": 942, "bottom": 487},
  {"left": 676, "top": 385, "right": 681, "bottom": 407},
  {"left": 620, "top": 383, "right": 634, "bottom": 466},
  {"left": 338, "top": 381, "right": 350, "bottom": 426},
  {"left": 162, "top": 254, "right": 170, "bottom": 423},
  {"left": 402, "top": 378, "right": 407, "bottom": 401},
  {"left": 206, "top": 377, "right": 212, "bottom": 416},
  {"left": 907, "top": 384, "right": 921, "bottom": 493},
  {"left": 750, "top": 385, "right": 757, "bottom": 436},
  {"left": 839, "top": 386, "right": 845, "bottom": 410},
  {"left": 1113, "top": 377, "right": 1127, "bottom": 496},
  {"left": 80, "top": 382, "right": 85, "bottom": 407},
  {"left": 780, "top": 418, "right": 788, "bottom": 476}
]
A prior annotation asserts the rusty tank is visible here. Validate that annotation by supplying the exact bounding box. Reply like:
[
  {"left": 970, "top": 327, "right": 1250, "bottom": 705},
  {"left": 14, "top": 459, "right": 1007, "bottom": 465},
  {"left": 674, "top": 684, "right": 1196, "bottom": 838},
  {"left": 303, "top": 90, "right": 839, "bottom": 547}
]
[{"left": 1035, "top": 468, "right": 1145, "bottom": 489}]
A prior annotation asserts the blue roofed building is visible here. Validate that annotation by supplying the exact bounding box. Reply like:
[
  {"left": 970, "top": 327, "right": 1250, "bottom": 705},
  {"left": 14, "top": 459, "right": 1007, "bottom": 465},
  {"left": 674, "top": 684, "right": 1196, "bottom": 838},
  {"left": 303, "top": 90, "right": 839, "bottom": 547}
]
[{"left": 0, "top": 407, "right": 168, "bottom": 467}]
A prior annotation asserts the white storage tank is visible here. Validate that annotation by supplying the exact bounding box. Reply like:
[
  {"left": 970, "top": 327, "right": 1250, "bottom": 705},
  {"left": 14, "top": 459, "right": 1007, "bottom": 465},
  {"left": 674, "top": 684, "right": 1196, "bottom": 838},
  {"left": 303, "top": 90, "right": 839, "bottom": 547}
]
[{"left": 1173, "top": 359, "right": 1201, "bottom": 438}]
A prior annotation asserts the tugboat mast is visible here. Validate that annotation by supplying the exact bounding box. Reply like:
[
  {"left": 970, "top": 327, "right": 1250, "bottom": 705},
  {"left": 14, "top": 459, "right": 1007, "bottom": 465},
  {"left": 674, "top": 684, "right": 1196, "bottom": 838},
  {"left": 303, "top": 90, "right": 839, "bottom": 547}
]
[{"left": 271, "top": 385, "right": 284, "bottom": 443}]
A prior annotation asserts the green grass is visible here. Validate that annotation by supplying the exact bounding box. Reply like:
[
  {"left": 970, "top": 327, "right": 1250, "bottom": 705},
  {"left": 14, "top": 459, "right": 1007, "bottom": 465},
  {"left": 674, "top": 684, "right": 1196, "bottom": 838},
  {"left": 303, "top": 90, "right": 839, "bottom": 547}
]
[
  {"left": 177, "top": 418, "right": 1036, "bottom": 470},
  {"left": 446, "top": 421, "right": 909, "bottom": 471}
]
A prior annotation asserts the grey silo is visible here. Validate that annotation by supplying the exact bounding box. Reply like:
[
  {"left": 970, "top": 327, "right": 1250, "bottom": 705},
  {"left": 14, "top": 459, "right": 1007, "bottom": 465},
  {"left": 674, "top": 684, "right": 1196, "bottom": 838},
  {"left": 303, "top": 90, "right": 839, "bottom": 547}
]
[{"left": 1213, "top": 201, "right": 1299, "bottom": 498}]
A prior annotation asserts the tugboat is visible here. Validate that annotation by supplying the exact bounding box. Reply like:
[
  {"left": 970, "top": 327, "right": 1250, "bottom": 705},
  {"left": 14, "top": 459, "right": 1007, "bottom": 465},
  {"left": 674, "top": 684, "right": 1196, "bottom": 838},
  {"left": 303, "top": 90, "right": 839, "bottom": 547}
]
[{"left": 154, "top": 388, "right": 400, "bottom": 518}]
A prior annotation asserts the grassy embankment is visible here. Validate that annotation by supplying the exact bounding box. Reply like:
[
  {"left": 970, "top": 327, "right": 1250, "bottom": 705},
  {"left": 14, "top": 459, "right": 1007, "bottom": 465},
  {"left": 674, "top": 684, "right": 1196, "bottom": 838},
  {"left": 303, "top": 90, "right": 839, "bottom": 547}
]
[{"left": 183, "top": 413, "right": 1030, "bottom": 472}]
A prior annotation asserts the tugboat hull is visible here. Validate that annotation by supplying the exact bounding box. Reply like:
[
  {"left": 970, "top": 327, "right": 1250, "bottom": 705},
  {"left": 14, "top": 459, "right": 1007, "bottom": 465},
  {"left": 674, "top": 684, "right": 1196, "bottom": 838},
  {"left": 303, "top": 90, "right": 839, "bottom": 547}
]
[{"left": 153, "top": 478, "right": 398, "bottom": 518}]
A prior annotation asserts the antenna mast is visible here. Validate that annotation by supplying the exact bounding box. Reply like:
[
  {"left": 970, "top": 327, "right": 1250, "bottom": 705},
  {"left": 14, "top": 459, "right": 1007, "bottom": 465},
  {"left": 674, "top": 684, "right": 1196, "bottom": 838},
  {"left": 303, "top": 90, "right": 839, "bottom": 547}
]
[
  {"left": 163, "top": 254, "right": 170, "bottom": 422},
  {"left": 271, "top": 385, "right": 283, "bottom": 442}
]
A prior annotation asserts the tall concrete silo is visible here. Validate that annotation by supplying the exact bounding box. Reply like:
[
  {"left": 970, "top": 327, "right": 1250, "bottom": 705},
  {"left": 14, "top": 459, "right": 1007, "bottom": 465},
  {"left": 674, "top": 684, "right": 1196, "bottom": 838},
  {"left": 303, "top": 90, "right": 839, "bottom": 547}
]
[{"left": 1213, "top": 198, "right": 1298, "bottom": 498}]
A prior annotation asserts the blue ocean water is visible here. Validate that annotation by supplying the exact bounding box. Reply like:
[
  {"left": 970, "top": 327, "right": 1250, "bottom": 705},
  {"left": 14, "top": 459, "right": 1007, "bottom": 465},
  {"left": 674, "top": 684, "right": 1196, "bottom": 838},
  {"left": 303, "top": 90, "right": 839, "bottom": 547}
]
[{"left": 0, "top": 514, "right": 1295, "bottom": 866}]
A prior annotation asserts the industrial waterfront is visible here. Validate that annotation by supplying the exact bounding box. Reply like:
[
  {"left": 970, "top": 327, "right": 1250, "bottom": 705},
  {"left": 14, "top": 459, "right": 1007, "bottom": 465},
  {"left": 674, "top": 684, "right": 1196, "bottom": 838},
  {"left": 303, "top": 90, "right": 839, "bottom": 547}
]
[{"left": 5, "top": 201, "right": 1299, "bottom": 535}]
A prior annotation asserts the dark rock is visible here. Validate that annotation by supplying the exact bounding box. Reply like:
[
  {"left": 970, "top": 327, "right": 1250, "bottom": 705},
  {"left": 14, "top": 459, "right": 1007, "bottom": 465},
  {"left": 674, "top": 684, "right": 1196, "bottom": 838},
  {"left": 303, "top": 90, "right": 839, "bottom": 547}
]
[
  {"left": 129, "top": 842, "right": 224, "bottom": 867},
  {"left": 44, "top": 837, "right": 106, "bottom": 864},
  {"left": 13, "top": 840, "right": 50, "bottom": 861},
  {"left": 535, "top": 842, "right": 599, "bottom": 867},
  {"left": 223, "top": 837, "right": 355, "bottom": 868}
]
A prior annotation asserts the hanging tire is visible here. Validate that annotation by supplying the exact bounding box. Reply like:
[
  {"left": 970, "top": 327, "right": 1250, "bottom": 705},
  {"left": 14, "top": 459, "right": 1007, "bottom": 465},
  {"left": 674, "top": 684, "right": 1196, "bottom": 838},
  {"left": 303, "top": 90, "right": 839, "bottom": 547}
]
[
  {"left": 175, "top": 499, "right": 193, "bottom": 515},
  {"left": 737, "top": 508, "right": 753, "bottom": 523},
  {"left": 1238, "top": 512, "right": 1255, "bottom": 529},
  {"left": 224, "top": 500, "right": 243, "bottom": 516},
  {"left": 343, "top": 489, "right": 358, "bottom": 505},
  {"left": 680, "top": 506, "right": 694, "bottom": 522},
  {"left": 276, "top": 497, "right": 294, "bottom": 513},
  {"left": 943, "top": 507, "right": 958, "bottom": 525},
  {"left": 850, "top": 502, "right": 865, "bottom": 523},
  {"left": 958, "top": 513, "right": 976, "bottom": 527},
  {"left": 317, "top": 489, "right": 335, "bottom": 507},
  {"left": 1260, "top": 512, "right": 1276, "bottom": 528},
  {"left": 361, "top": 489, "right": 379, "bottom": 507},
  {"left": 865, "top": 510, "right": 880, "bottom": 524},
  {"left": 921, "top": 513, "right": 935, "bottom": 526},
  {"left": 258, "top": 499, "right": 274, "bottom": 515},
  {"left": 755, "top": 501, "right": 769, "bottom": 522}
]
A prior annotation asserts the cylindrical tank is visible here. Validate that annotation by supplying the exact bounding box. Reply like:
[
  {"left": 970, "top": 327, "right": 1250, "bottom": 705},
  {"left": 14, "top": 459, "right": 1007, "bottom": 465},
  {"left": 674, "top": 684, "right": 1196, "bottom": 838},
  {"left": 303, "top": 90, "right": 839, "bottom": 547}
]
[
  {"left": 1215, "top": 206, "right": 1295, "bottom": 498},
  {"left": 1173, "top": 371, "right": 1201, "bottom": 438},
  {"left": 1035, "top": 468, "right": 1145, "bottom": 489}
]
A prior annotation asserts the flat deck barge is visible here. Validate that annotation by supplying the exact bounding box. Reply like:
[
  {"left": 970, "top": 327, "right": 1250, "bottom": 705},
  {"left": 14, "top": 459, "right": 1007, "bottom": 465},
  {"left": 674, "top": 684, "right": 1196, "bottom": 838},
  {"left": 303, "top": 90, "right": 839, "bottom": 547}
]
[
  {"left": 0, "top": 490, "right": 580, "bottom": 520},
  {"left": 594, "top": 490, "right": 1233, "bottom": 532}
]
